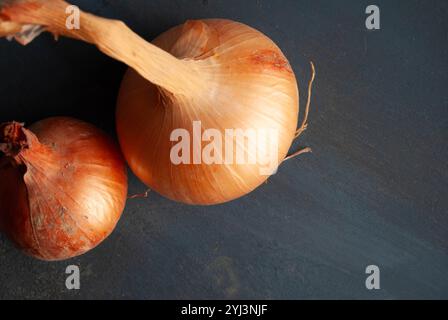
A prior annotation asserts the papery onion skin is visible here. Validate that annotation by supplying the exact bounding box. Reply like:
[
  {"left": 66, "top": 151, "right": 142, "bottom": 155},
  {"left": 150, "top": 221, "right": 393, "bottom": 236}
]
[
  {"left": 0, "top": 117, "right": 128, "bottom": 261},
  {"left": 117, "top": 20, "right": 299, "bottom": 205},
  {"left": 0, "top": 1, "right": 305, "bottom": 206}
]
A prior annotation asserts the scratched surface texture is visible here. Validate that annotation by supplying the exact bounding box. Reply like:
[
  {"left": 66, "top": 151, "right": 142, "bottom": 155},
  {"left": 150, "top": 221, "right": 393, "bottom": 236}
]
[{"left": 0, "top": 0, "right": 447, "bottom": 299}]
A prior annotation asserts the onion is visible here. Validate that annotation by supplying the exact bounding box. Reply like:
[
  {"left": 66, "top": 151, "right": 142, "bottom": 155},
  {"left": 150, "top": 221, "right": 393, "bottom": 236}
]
[
  {"left": 0, "top": 0, "right": 315, "bottom": 205},
  {"left": 0, "top": 117, "right": 128, "bottom": 261}
]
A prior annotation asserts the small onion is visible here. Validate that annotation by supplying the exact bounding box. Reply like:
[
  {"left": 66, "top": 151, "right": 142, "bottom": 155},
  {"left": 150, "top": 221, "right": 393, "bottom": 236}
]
[
  {"left": 0, "top": 0, "right": 314, "bottom": 205},
  {"left": 0, "top": 117, "right": 128, "bottom": 261}
]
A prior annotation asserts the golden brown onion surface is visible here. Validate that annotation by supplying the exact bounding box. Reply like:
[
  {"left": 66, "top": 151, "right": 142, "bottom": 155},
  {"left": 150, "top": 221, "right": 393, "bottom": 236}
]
[{"left": 0, "top": 117, "right": 128, "bottom": 261}]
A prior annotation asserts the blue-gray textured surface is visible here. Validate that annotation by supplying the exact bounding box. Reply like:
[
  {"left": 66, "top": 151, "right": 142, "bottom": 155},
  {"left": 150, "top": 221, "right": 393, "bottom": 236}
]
[{"left": 0, "top": 0, "right": 447, "bottom": 299}]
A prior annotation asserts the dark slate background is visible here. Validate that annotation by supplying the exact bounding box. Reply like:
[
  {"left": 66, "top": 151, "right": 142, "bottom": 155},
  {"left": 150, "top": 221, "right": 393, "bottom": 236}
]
[{"left": 0, "top": 0, "right": 447, "bottom": 299}]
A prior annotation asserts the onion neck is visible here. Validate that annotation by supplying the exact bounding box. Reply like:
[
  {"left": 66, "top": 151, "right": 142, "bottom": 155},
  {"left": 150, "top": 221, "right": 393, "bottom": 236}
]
[
  {"left": 0, "top": 122, "right": 28, "bottom": 158},
  {"left": 0, "top": 121, "right": 46, "bottom": 167},
  {"left": 0, "top": 0, "right": 205, "bottom": 96}
]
